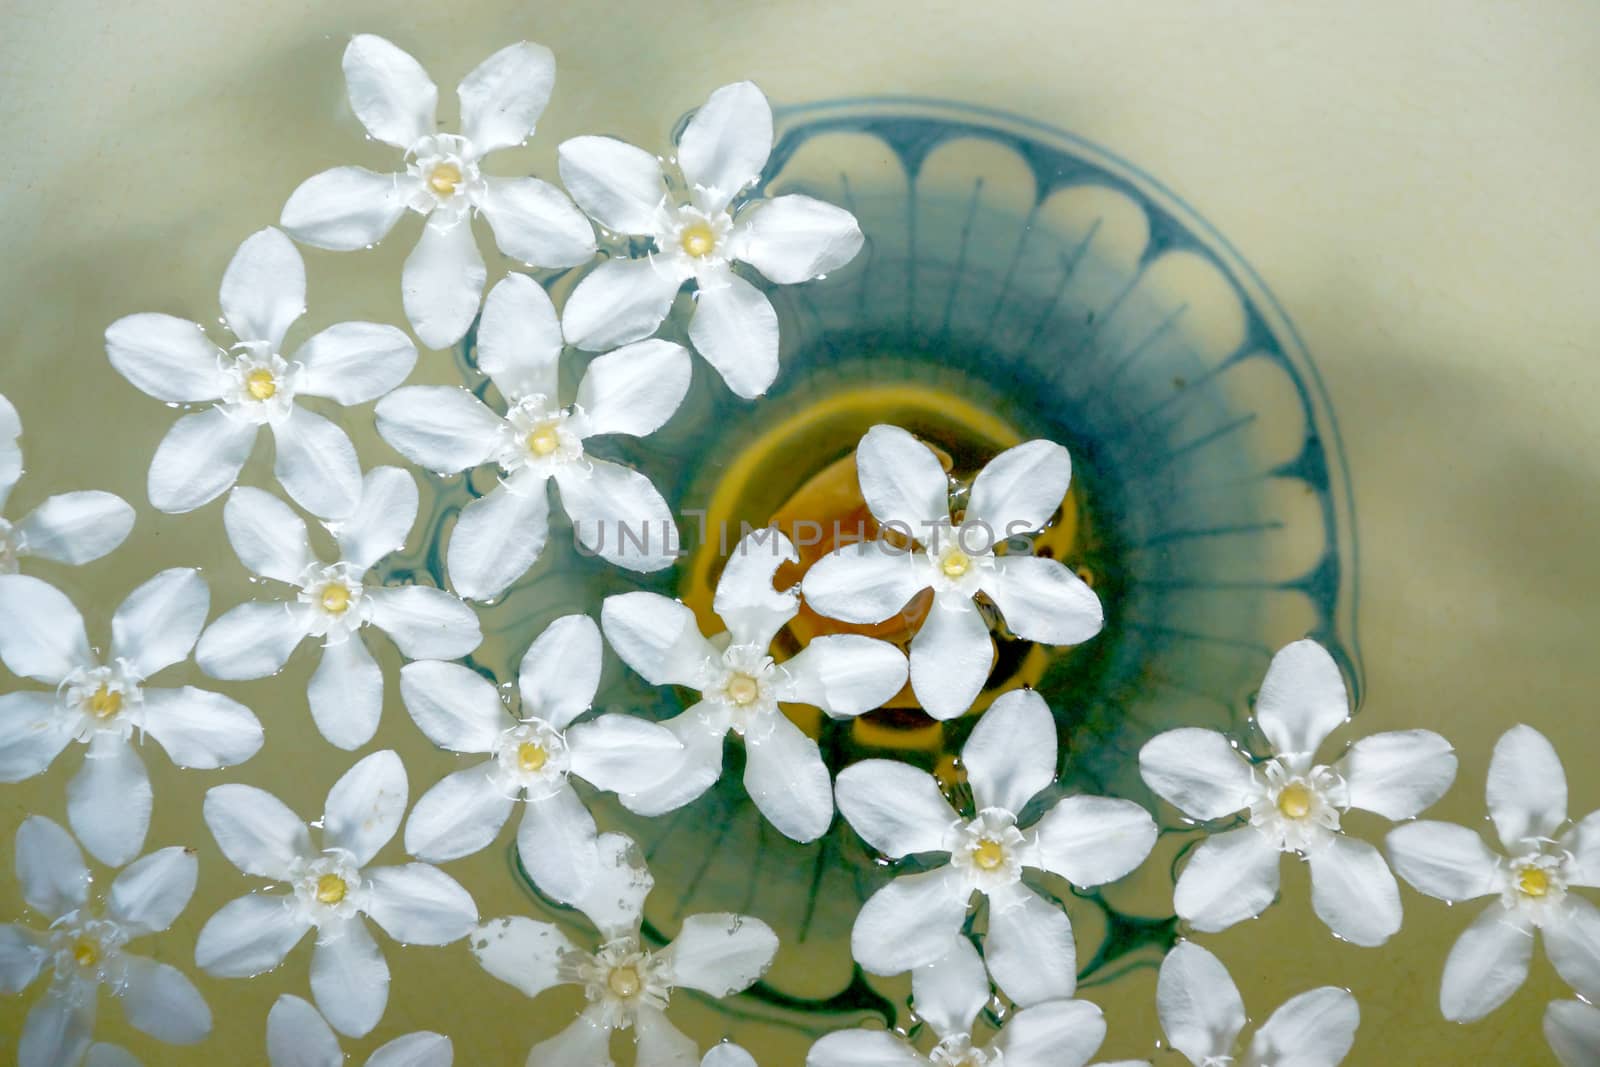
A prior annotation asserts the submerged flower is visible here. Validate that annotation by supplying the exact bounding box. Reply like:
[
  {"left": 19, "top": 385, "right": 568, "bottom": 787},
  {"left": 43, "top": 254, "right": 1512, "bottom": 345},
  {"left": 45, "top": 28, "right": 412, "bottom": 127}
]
[
  {"left": 600, "top": 528, "right": 908, "bottom": 842},
  {"left": 105, "top": 227, "right": 416, "bottom": 518},
  {"left": 194, "top": 468, "right": 481, "bottom": 749},
  {"left": 0, "top": 817, "right": 211, "bottom": 1067},
  {"left": 376, "top": 274, "right": 689, "bottom": 591},
  {"left": 195, "top": 750, "right": 478, "bottom": 1038},
  {"left": 0, "top": 570, "right": 263, "bottom": 865},
  {"left": 1139, "top": 638, "right": 1456, "bottom": 947},
  {"left": 267, "top": 994, "right": 451, "bottom": 1067},
  {"left": 801, "top": 424, "right": 1102, "bottom": 721},
  {"left": 281, "top": 35, "right": 595, "bottom": 349},
  {"left": 472, "top": 832, "right": 777, "bottom": 1064},
  {"left": 401, "top": 613, "right": 681, "bottom": 903},
  {"left": 558, "top": 81, "right": 863, "bottom": 399},
  {"left": 0, "top": 393, "right": 135, "bottom": 575},
  {"left": 835, "top": 689, "right": 1155, "bottom": 1004},
  {"left": 1155, "top": 941, "right": 1359, "bottom": 1067},
  {"left": 1386, "top": 724, "right": 1600, "bottom": 1022},
  {"left": 1546, "top": 1000, "right": 1600, "bottom": 1067}
]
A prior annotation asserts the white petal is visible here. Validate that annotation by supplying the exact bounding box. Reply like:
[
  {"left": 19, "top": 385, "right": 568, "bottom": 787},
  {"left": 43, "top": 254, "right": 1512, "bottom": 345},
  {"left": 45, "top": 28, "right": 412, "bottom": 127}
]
[
  {"left": 375, "top": 385, "right": 504, "bottom": 473},
  {"left": 967, "top": 439, "right": 1072, "bottom": 535},
  {"left": 850, "top": 867, "right": 969, "bottom": 975},
  {"left": 195, "top": 601, "right": 312, "bottom": 679},
  {"left": 16, "top": 815, "right": 89, "bottom": 917},
  {"left": 702, "top": 1044, "right": 758, "bottom": 1067},
  {"left": 1034, "top": 795, "right": 1157, "bottom": 888},
  {"left": 558, "top": 135, "right": 666, "bottom": 234},
  {"left": 1253, "top": 639, "right": 1349, "bottom": 762},
  {"left": 447, "top": 479, "right": 551, "bottom": 600},
  {"left": 68, "top": 734, "right": 151, "bottom": 865},
  {"left": 364, "top": 862, "right": 478, "bottom": 945},
  {"left": 403, "top": 220, "right": 487, "bottom": 350},
  {"left": 310, "top": 919, "right": 390, "bottom": 1037},
  {"left": 120, "top": 954, "right": 212, "bottom": 1043},
  {"left": 475, "top": 272, "right": 563, "bottom": 401},
  {"left": 293, "top": 321, "right": 418, "bottom": 405},
  {"left": 731, "top": 193, "right": 863, "bottom": 284},
  {"left": 571, "top": 832, "right": 654, "bottom": 939},
  {"left": 981, "top": 555, "right": 1103, "bottom": 646},
  {"left": 1307, "top": 834, "right": 1402, "bottom": 947},
  {"left": 195, "top": 893, "right": 310, "bottom": 976},
  {"left": 518, "top": 614, "right": 602, "bottom": 729},
  {"left": 991, "top": 999, "right": 1107, "bottom": 1067},
  {"left": 1138, "top": 728, "right": 1256, "bottom": 820},
  {"left": 799, "top": 543, "right": 926, "bottom": 625},
  {"left": 856, "top": 424, "right": 951, "bottom": 533},
  {"left": 1546, "top": 897, "right": 1600, "bottom": 1002},
  {"left": 961, "top": 688, "right": 1056, "bottom": 814},
  {"left": 147, "top": 407, "right": 258, "bottom": 514},
  {"left": 1567, "top": 811, "right": 1600, "bottom": 889},
  {"left": 457, "top": 40, "right": 553, "bottom": 154},
  {"left": 19, "top": 992, "right": 94, "bottom": 1067},
  {"left": 331, "top": 466, "right": 418, "bottom": 572},
  {"left": 404, "top": 762, "right": 513, "bottom": 861},
  {"left": 0, "top": 925, "right": 45, "bottom": 994},
  {"left": 366, "top": 585, "right": 482, "bottom": 659},
  {"left": 223, "top": 486, "right": 314, "bottom": 583},
  {"left": 1384, "top": 821, "right": 1503, "bottom": 902},
  {"left": 678, "top": 81, "right": 772, "bottom": 204},
  {"left": 368, "top": 1031, "right": 452, "bottom": 1067},
  {"left": 104, "top": 313, "right": 225, "bottom": 401},
  {"left": 342, "top": 34, "right": 438, "bottom": 149},
  {"left": 909, "top": 598, "right": 993, "bottom": 721},
  {"left": 107, "top": 846, "right": 197, "bottom": 935},
  {"left": 1173, "top": 826, "right": 1282, "bottom": 932},
  {"left": 1487, "top": 723, "right": 1568, "bottom": 851},
  {"left": 804, "top": 1031, "right": 923, "bottom": 1067},
  {"left": 0, "top": 574, "right": 91, "bottom": 683},
  {"left": 0, "top": 393, "right": 16, "bottom": 507},
  {"left": 528, "top": 1006, "right": 616, "bottom": 1067},
  {"left": 555, "top": 459, "right": 677, "bottom": 572},
  {"left": 272, "top": 406, "right": 363, "bottom": 521},
  {"left": 576, "top": 339, "right": 692, "bottom": 438},
  {"left": 614, "top": 705, "right": 728, "bottom": 817},
  {"left": 744, "top": 712, "right": 835, "bottom": 842},
  {"left": 398, "top": 659, "right": 508, "bottom": 751},
  {"left": 561, "top": 254, "right": 685, "bottom": 351},
  {"left": 16, "top": 491, "right": 136, "bottom": 566},
  {"left": 220, "top": 228, "right": 306, "bottom": 349},
  {"left": 141, "top": 686, "right": 263, "bottom": 769},
  {"left": 687, "top": 270, "right": 780, "bottom": 399},
  {"left": 601, "top": 592, "right": 718, "bottom": 687},
  {"left": 1546, "top": 1000, "right": 1600, "bottom": 1067},
  {"left": 567, "top": 714, "right": 683, "bottom": 794},
  {"left": 470, "top": 915, "right": 580, "bottom": 998},
  {"left": 308, "top": 635, "right": 384, "bottom": 751},
  {"left": 266, "top": 994, "right": 342, "bottom": 1067},
  {"left": 109, "top": 566, "right": 209, "bottom": 677},
  {"left": 1440, "top": 903, "right": 1534, "bottom": 1022},
  {"left": 777, "top": 635, "right": 907, "bottom": 718},
  {"left": 1248, "top": 986, "right": 1359, "bottom": 1067},
  {"left": 203, "top": 783, "right": 312, "bottom": 879},
  {"left": 323, "top": 750, "right": 408, "bottom": 866},
  {"left": 635, "top": 1004, "right": 699, "bottom": 1067},
  {"left": 984, "top": 883, "right": 1077, "bottom": 1006},
  {"left": 516, "top": 783, "right": 600, "bottom": 904},
  {"left": 84, "top": 1044, "right": 140, "bottom": 1067},
  {"left": 1335, "top": 729, "right": 1457, "bottom": 820},
  {"left": 280, "top": 166, "right": 413, "bottom": 251},
  {"left": 835, "top": 759, "right": 959, "bottom": 857},
  {"left": 911, "top": 937, "right": 989, "bottom": 1041},
  {"left": 661, "top": 912, "right": 778, "bottom": 995},
  {"left": 0, "top": 692, "right": 75, "bottom": 783},
  {"left": 1155, "top": 942, "right": 1246, "bottom": 1066},
  {"left": 477, "top": 177, "right": 595, "bottom": 267},
  {"left": 710, "top": 529, "right": 799, "bottom": 648}
]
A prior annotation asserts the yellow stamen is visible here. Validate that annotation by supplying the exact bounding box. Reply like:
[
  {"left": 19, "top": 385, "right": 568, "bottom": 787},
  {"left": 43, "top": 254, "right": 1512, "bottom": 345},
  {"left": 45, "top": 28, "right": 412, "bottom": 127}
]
[
  {"left": 607, "top": 965, "right": 641, "bottom": 998},
  {"left": 1277, "top": 783, "right": 1313, "bottom": 820},
  {"left": 1518, "top": 866, "right": 1551, "bottom": 898},
  {"left": 517, "top": 742, "right": 549, "bottom": 773},
  {"left": 679, "top": 221, "right": 716, "bottom": 258},
  {"left": 86, "top": 685, "right": 122, "bottom": 720},
  {"left": 320, "top": 585, "right": 350, "bottom": 614},
  {"left": 246, "top": 369, "right": 277, "bottom": 401},
  {"left": 972, "top": 839, "right": 1006, "bottom": 871},
  {"left": 726, "top": 673, "right": 760, "bottom": 707},
  {"left": 526, "top": 423, "right": 562, "bottom": 457},
  {"left": 428, "top": 162, "right": 462, "bottom": 197},
  {"left": 941, "top": 550, "right": 972, "bottom": 578},
  {"left": 315, "top": 874, "right": 347, "bottom": 905},
  {"left": 72, "top": 939, "right": 99, "bottom": 968}
]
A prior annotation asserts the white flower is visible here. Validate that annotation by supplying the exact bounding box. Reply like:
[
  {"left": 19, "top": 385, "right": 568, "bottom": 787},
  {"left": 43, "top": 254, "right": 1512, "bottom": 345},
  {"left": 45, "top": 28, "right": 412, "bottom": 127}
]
[
  {"left": 472, "top": 832, "right": 777, "bottom": 1065},
  {"left": 376, "top": 273, "right": 690, "bottom": 592},
  {"left": 1546, "top": 999, "right": 1600, "bottom": 1067},
  {"left": 0, "top": 393, "right": 134, "bottom": 575},
  {"left": 280, "top": 35, "right": 595, "bottom": 350},
  {"left": 600, "top": 528, "right": 908, "bottom": 841},
  {"left": 104, "top": 227, "right": 417, "bottom": 519},
  {"left": 558, "top": 81, "right": 864, "bottom": 399},
  {"left": 1155, "top": 941, "right": 1359, "bottom": 1067},
  {"left": 0, "top": 570, "right": 263, "bottom": 865},
  {"left": 0, "top": 816, "right": 211, "bottom": 1067},
  {"left": 1139, "top": 638, "right": 1457, "bottom": 947},
  {"left": 267, "top": 993, "right": 451, "bottom": 1067},
  {"left": 195, "top": 750, "right": 478, "bottom": 1038},
  {"left": 835, "top": 689, "right": 1155, "bottom": 1003},
  {"left": 194, "top": 468, "right": 481, "bottom": 750},
  {"left": 400, "top": 613, "right": 681, "bottom": 903},
  {"left": 807, "top": 937, "right": 1120, "bottom": 1067},
  {"left": 800, "top": 424, "right": 1102, "bottom": 720},
  {"left": 1385, "top": 723, "right": 1600, "bottom": 1022}
]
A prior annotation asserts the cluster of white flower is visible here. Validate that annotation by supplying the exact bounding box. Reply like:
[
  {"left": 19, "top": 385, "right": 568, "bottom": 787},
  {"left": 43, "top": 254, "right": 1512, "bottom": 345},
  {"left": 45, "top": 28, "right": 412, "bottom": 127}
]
[{"left": 0, "top": 29, "right": 1593, "bottom": 1067}]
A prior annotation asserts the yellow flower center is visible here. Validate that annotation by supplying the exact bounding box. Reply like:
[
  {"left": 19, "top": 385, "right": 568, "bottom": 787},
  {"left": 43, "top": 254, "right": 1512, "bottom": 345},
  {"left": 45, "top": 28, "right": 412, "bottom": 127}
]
[
  {"left": 320, "top": 585, "right": 351, "bottom": 614},
  {"left": 941, "top": 550, "right": 972, "bottom": 578},
  {"left": 1518, "top": 866, "right": 1551, "bottom": 898},
  {"left": 679, "top": 221, "right": 716, "bottom": 258},
  {"left": 526, "top": 423, "right": 562, "bottom": 457},
  {"left": 725, "top": 673, "right": 761, "bottom": 707},
  {"left": 315, "top": 874, "right": 348, "bottom": 905},
  {"left": 246, "top": 369, "right": 278, "bottom": 401},
  {"left": 607, "top": 965, "right": 642, "bottom": 998},
  {"left": 972, "top": 839, "right": 1007, "bottom": 871},
  {"left": 517, "top": 742, "right": 549, "bottom": 773},
  {"left": 72, "top": 939, "right": 99, "bottom": 967},
  {"left": 1277, "top": 783, "right": 1313, "bottom": 820},
  {"left": 86, "top": 685, "right": 122, "bottom": 720},
  {"left": 428, "top": 162, "right": 463, "bottom": 197}
]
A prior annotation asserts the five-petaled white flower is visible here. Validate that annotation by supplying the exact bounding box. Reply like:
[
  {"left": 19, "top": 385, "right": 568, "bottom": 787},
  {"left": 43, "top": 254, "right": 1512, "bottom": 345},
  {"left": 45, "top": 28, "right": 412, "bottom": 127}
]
[
  {"left": 0, "top": 393, "right": 134, "bottom": 575},
  {"left": 472, "top": 831, "right": 777, "bottom": 1066},
  {"left": 400, "top": 613, "right": 681, "bottom": 904},
  {"left": 801, "top": 424, "right": 1102, "bottom": 721},
  {"left": 281, "top": 34, "right": 596, "bottom": 350},
  {"left": 1546, "top": 999, "right": 1600, "bottom": 1067},
  {"left": 1155, "top": 941, "right": 1359, "bottom": 1067},
  {"left": 1140, "top": 639, "right": 1457, "bottom": 947},
  {"left": 835, "top": 689, "right": 1156, "bottom": 1004},
  {"left": 195, "top": 750, "right": 478, "bottom": 1038},
  {"left": 807, "top": 937, "right": 1124, "bottom": 1067},
  {"left": 600, "top": 528, "right": 909, "bottom": 842},
  {"left": 195, "top": 467, "right": 481, "bottom": 750},
  {"left": 0, "top": 817, "right": 211, "bottom": 1067},
  {"left": 1385, "top": 723, "right": 1600, "bottom": 1022},
  {"left": 558, "top": 81, "right": 864, "bottom": 399},
  {"left": 376, "top": 273, "right": 689, "bottom": 593},
  {"left": 0, "top": 570, "right": 263, "bottom": 866},
  {"left": 267, "top": 994, "right": 451, "bottom": 1067},
  {"left": 105, "top": 227, "right": 417, "bottom": 519}
]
